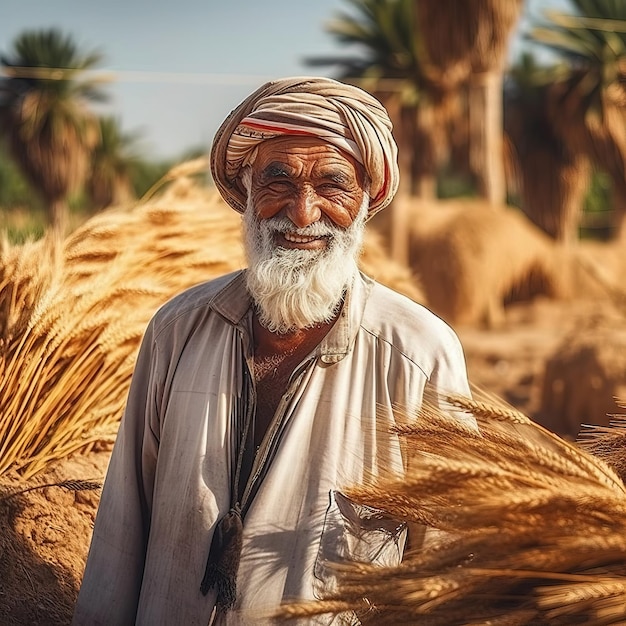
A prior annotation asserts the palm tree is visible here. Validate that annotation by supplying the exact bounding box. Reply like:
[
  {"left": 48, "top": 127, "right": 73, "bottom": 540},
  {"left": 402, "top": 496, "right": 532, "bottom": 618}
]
[
  {"left": 307, "top": 0, "right": 431, "bottom": 198},
  {"left": 415, "top": 0, "right": 524, "bottom": 206},
  {"left": 307, "top": 0, "right": 456, "bottom": 263},
  {"left": 528, "top": 1, "right": 626, "bottom": 240},
  {"left": 87, "top": 116, "right": 141, "bottom": 211},
  {"left": 0, "top": 29, "right": 105, "bottom": 234},
  {"left": 505, "top": 53, "right": 592, "bottom": 243}
]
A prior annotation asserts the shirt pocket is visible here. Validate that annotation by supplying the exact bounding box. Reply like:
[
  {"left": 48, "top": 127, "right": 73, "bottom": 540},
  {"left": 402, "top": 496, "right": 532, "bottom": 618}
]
[{"left": 312, "top": 490, "right": 407, "bottom": 611}]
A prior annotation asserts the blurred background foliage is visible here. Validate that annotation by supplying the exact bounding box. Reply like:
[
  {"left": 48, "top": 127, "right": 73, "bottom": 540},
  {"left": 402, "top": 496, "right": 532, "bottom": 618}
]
[{"left": 0, "top": 0, "right": 625, "bottom": 244}]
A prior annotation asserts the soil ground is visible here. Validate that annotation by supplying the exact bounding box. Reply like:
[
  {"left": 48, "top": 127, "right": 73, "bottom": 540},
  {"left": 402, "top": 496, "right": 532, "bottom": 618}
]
[{"left": 458, "top": 295, "right": 625, "bottom": 435}]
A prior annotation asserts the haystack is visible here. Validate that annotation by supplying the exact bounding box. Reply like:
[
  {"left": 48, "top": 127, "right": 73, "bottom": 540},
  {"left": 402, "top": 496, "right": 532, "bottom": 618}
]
[
  {"left": 371, "top": 198, "right": 567, "bottom": 328},
  {"left": 278, "top": 392, "right": 626, "bottom": 625},
  {"left": 538, "top": 313, "right": 626, "bottom": 439}
]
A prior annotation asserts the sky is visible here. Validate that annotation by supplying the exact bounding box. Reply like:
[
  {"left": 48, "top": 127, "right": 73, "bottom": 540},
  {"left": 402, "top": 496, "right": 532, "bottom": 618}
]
[{"left": 2, "top": 0, "right": 572, "bottom": 161}]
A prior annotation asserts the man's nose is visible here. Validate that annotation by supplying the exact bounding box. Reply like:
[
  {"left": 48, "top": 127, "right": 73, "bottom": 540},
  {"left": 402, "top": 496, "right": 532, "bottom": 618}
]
[{"left": 286, "top": 187, "right": 321, "bottom": 228}]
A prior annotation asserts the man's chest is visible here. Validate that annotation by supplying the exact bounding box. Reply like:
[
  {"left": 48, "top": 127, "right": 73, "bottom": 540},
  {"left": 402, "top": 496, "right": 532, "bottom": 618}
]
[{"left": 252, "top": 345, "right": 313, "bottom": 449}]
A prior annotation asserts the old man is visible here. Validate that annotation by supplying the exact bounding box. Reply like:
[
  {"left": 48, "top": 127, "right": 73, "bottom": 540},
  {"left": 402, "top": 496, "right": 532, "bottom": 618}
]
[{"left": 73, "top": 76, "right": 472, "bottom": 625}]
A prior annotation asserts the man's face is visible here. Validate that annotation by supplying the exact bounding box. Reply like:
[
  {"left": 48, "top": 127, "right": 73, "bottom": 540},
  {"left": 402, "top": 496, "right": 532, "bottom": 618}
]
[
  {"left": 241, "top": 136, "right": 370, "bottom": 334},
  {"left": 248, "top": 135, "right": 367, "bottom": 248}
]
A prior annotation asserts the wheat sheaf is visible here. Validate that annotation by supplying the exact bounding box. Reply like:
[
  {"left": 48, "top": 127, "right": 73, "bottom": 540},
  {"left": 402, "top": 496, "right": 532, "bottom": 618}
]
[
  {"left": 0, "top": 166, "right": 245, "bottom": 479},
  {"left": 277, "top": 391, "right": 626, "bottom": 625}
]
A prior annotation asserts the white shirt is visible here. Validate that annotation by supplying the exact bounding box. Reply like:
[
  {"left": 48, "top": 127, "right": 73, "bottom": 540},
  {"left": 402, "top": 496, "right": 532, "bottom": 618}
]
[{"left": 73, "top": 270, "right": 472, "bottom": 625}]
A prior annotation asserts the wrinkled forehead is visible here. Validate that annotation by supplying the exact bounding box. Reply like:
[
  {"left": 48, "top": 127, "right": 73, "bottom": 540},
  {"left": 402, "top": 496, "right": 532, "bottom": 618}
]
[{"left": 251, "top": 135, "right": 367, "bottom": 184}]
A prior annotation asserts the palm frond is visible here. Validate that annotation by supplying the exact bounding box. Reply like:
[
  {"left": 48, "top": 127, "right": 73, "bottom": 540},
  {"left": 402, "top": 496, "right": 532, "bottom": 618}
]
[{"left": 0, "top": 28, "right": 105, "bottom": 229}]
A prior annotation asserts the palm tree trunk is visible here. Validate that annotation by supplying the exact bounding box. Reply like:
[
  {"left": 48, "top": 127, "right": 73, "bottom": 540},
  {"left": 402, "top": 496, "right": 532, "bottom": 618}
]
[
  {"left": 390, "top": 102, "right": 439, "bottom": 266},
  {"left": 558, "top": 158, "right": 590, "bottom": 245},
  {"left": 385, "top": 95, "right": 411, "bottom": 266},
  {"left": 48, "top": 198, "right": 69, "bottom": 236},
  {"left": 470, "top": 70, "right": 506, "bottom": 206},
  {"left": 521, "top": 149, "right": 590, "bottom": 244},
  {"left": 413, "top": 103, "right": 438, "bottom": 200}
]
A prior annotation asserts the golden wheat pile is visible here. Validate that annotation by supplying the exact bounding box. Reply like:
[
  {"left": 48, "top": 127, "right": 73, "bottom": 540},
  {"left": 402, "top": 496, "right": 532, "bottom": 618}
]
[
  {"left": 0, "top": 167, "right": 424, "bottom": 479},
  {"left": 372, "top": 199, "right": 567, "bottom": 328},
  {"left": 278, "top": 391, "right": 626, "bottom": 625},
  {"left": 579, "top": 416, "right": 626, "bottom": 485},
  {"left": 0, "top": 171, "right": 245, "bottom": 479}
]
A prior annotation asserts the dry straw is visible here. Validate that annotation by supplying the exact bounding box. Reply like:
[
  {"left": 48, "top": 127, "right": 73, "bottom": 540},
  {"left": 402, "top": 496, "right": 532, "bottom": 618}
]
[
  {"left": 0, "top": 166, "right": 424, "bottom": 479},
  {"left": 277, "top": 391, "right": 626, "bottom": 625},
  {"left": 0, "top": 478, "right": 102, "bottom": 502},
  {"left": 0, "top": 164, "right": 244, "bottom": 479},
  {"left": 371, "top": 198, "right": 565, "bottom": 328}
]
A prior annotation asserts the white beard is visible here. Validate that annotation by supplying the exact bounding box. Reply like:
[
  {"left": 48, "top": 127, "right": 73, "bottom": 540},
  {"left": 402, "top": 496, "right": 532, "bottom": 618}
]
[{"left": 242, "top": 196, "right": 369, "bottom": 334}]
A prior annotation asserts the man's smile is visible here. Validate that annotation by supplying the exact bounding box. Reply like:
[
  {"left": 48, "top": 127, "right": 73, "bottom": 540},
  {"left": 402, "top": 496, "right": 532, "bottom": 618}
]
[{"left": 274, "top": 232, "right": 328, "bottom": 250}]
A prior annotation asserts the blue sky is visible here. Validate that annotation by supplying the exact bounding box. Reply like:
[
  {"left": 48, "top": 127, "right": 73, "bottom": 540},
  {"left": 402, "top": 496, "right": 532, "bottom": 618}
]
[{"left": 2, "top": 0, "right": 571, "bottom": 160}]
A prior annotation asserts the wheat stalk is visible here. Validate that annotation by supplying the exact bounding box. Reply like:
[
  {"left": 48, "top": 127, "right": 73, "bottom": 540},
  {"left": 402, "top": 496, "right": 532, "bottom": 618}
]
[
  {"left": 0, "top": 478, "right": 102, "bottom": 502},
  {"left": 277, "top": 397, "right": 626, "bottom": 624}
]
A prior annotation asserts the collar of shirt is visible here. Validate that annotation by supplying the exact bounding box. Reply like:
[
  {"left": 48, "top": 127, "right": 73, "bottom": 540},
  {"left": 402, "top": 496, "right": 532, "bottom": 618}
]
[{"left": 210, "top": 269, "right": 374, "bottom": 364}]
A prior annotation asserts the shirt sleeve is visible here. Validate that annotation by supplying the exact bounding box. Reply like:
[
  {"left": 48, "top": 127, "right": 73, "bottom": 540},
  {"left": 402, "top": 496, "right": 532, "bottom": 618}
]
[
  {"left": 430, "top": 323, "right": 471, "bottom": 395},
  {"left": 72, "top": 319, "right": 161, "bottom": 626},
  {"left": 426, "top": 321, "right": 477, "bottom": 429}
]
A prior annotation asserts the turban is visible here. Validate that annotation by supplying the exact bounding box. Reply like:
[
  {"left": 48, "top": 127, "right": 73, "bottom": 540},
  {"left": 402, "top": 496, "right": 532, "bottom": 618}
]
[{"left": 210, "top": 76, "right": 400, "bottom": 220}]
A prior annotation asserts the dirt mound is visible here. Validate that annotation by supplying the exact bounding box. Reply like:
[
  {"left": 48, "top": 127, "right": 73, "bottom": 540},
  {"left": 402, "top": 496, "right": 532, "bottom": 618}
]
[
  {"left": 538, "top": 313, "right": 626, "bottom": 439},
  {"left": 0, "top": 451, "right": 109, "bottom": 625}
]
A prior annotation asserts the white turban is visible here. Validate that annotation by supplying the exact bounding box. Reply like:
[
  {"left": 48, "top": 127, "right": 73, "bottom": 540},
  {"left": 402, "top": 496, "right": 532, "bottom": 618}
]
[{"left": 210, "top": 76, "right": 400, "bottom": 220}]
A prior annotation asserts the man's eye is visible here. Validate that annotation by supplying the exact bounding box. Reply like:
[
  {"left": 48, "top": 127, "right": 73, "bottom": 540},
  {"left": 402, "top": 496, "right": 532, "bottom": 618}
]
[
  {"left": 319, "top": 183, "right": 344, "bottom": 192},
  {"left": 268, "top": 180, "right": 291, "bottom": 192}
]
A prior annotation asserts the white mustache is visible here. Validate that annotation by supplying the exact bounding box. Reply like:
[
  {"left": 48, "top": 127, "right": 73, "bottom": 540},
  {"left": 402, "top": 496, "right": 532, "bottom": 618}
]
[{"left": 264, "top": 217, "right": 339, "bottom": 239}]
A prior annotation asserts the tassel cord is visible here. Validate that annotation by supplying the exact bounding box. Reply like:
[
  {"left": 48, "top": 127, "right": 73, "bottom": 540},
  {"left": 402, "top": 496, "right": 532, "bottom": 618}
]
[{"left": 200, "top": 342, "right": 256, "bottom": 612}]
